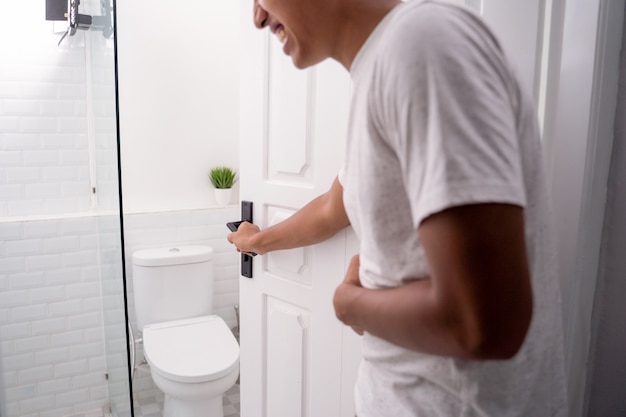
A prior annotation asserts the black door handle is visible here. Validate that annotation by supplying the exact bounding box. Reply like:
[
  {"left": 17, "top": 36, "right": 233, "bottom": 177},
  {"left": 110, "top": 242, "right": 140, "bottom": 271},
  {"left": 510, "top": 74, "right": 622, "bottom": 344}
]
[{"left": 226, "top": 201, "right": 254, "bottom": 278}]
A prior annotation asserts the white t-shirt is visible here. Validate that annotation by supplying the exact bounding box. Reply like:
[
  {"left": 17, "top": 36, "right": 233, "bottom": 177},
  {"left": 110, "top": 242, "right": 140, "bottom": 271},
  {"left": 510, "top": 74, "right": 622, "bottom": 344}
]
[{"left": 341, "top": 1, "right": 568, "bottom": 416}]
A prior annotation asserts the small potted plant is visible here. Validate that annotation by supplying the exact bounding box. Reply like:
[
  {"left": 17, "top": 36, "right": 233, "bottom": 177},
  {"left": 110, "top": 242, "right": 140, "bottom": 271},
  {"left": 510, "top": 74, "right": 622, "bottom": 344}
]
[{"left": 209, "top": 166, "right": 238, "bottom": 205}]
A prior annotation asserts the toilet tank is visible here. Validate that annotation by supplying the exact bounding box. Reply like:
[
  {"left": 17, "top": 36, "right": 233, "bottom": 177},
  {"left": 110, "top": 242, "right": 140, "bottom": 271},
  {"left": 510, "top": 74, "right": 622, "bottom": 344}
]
[{"left": 132, "top": 245, "right": 215, "bottom": 330}]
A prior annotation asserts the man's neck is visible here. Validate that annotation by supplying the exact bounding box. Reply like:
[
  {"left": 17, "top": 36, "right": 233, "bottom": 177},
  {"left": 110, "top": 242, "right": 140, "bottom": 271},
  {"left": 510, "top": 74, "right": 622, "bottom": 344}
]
[{"left": 331, "top": 0, "right": 401, "bottom": 70}]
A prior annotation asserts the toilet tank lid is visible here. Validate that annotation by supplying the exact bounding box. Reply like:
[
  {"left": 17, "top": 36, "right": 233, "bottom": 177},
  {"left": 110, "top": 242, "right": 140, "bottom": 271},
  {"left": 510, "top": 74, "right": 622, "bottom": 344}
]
[{"left": 133, "top": 245, "right": 214, "bottom": 267}]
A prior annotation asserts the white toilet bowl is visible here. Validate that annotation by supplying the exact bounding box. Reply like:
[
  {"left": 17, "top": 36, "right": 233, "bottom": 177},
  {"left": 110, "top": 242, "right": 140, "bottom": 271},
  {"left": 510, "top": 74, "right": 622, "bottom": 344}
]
[{"left": 142, "top": 315, "right": 240, "bottom": 417}]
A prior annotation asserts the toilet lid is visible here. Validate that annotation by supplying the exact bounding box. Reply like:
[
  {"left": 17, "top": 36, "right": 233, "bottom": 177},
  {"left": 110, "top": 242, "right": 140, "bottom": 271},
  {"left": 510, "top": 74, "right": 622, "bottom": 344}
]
[{"left": 143, "top": 315, "right": 240, "bottom": 383}]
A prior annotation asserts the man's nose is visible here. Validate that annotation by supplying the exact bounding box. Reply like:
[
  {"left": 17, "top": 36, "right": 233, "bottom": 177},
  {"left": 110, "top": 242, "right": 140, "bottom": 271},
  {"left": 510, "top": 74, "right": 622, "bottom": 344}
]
[{"left": 254, "top": 1, "right": 268, "bottom": 29}]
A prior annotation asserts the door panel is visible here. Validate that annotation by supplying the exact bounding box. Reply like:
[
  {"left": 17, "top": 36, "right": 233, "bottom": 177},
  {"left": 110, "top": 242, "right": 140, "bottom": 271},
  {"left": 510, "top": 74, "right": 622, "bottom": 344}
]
[
  {"left": 267, "top": 40, "right": 312, "bottom": 181},
  {"left": 265, "top": 207, "right": 310, "bottom": 284},
  {"left": 266, "top": 297, "right": 309, "bottom": 417},
  {"left": 481, "top": 0, "right": 544, "bottom": 96},
  {"left": 239, "top": 1, "right": 353, "bottom": 415}
]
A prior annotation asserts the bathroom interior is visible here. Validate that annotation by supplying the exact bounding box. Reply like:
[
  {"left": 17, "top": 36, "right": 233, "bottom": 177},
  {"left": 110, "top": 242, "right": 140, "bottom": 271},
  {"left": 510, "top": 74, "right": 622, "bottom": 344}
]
[{"left": 1, "top": 0, "right": 626, "bottom": 417}]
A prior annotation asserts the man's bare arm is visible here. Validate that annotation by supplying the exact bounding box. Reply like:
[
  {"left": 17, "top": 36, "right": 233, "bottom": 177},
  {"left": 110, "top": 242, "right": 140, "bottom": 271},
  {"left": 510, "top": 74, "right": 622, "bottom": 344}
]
[
  {"left": 334, "top": 203, "right": 533, "bottom": 360},
  {"left": 228, "top": 176, "right": 350, "bottom": 255}
]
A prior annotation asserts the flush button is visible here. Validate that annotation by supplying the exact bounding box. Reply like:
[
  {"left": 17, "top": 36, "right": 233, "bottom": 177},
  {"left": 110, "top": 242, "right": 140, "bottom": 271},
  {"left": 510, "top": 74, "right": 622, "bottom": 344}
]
[{"left": 169, "top": 248, "right": 180, "bottom": 253}]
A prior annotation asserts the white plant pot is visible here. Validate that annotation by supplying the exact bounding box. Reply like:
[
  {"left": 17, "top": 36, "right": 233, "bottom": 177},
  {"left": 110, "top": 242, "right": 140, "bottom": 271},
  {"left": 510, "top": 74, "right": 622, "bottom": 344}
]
[{"left": 214, "top": 188, "right": 232, "bottom": 206}]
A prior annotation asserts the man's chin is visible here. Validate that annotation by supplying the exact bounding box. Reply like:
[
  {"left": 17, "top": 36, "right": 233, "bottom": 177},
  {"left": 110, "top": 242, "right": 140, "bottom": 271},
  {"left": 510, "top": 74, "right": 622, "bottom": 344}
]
[
  {"left": 290, "top": 54, "right": 325, "bottom": 70},
  {"left": 292, "top": 60, "right": 308, "bottom": 70}
]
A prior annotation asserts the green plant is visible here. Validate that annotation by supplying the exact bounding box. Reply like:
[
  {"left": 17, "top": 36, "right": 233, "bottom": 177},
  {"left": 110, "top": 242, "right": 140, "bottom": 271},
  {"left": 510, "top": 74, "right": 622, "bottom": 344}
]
[{"left": 209, "top": 166, "right": 238, "bottom": 189}]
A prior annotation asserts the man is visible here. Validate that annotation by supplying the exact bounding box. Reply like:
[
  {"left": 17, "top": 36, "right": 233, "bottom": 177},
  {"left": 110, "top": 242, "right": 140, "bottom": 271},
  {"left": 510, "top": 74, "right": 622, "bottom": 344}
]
[{"left": 229, "top": 0, "right": 568, "bottom": 415}]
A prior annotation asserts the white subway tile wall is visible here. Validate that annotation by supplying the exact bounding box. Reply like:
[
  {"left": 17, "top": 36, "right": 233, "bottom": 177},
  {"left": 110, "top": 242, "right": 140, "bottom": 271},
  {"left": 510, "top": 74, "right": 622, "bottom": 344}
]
[
  {"left": 0, "top": 31, "right": 93, "bottom": 217},
  {"left": 1, "top": 217, "right": 109, "bottom": 417}
]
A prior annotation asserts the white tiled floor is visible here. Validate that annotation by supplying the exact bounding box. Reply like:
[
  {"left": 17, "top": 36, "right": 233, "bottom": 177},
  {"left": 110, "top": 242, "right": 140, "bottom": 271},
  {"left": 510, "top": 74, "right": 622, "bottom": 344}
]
[
  {"left": 133, "top": 384, "right": 240, "bottom": 417},
  {"left": 66, "top": 410, "right": 106, "bottom": 417},
  {"left": 67, "top": 383, "right": 240, "bottom": 417}
]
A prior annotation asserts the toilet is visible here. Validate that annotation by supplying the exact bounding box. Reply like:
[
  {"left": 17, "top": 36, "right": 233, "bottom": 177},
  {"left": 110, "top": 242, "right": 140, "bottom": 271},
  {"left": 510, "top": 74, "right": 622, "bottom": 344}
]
[{"left": 132, "top": 245, "right": 239, "bottom": 417}]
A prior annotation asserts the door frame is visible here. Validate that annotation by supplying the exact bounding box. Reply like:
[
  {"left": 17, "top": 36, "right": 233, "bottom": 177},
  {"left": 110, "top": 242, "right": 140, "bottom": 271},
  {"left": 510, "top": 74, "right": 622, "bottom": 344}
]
[{"left": 541, "top": 1, "right": 625, "bottom": 415}]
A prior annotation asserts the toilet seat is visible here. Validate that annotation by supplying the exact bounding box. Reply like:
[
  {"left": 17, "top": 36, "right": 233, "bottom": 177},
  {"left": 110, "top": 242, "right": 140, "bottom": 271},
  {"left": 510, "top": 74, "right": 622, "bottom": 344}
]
[{"left": 143, "top": 315, "right": 240, "bottom": 384}]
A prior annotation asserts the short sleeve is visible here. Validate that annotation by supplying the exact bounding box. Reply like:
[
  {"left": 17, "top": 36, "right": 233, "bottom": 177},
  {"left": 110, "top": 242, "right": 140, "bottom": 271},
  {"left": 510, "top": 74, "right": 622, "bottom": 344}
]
[{"left": 374, "top": 5, "right": 527, "bottom": 228}]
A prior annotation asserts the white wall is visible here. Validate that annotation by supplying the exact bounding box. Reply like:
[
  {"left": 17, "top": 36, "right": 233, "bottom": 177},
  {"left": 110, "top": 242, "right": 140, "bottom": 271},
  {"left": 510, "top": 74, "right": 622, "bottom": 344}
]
[{"left": 116, "top": 0, "right": 241, "bottom": 213}]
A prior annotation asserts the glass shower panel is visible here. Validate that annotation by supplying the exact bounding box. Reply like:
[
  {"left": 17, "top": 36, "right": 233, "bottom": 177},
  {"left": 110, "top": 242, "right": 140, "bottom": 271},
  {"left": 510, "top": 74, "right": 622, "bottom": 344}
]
[
  {"left": 85, "top": 0, "right": 132, "bottom": 415},
  {"left": 0, "top": 1, "right": 131, "bottom": 416}
]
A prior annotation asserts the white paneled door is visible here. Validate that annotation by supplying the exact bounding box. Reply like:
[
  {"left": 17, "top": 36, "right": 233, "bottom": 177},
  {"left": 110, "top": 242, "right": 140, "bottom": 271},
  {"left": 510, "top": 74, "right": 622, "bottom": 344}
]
[
  {"left": 238, "top": 1, "right": 545, "bottom": 416},
  {"left": 238, "top": 2, "right": 357, "bottom": 417}
]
